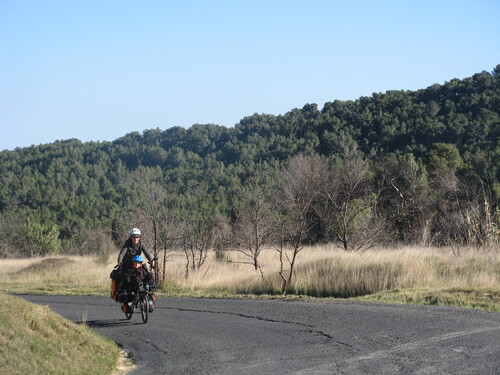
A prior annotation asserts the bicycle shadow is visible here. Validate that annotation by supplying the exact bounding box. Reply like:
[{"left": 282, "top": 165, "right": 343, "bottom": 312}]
[{"left": 76, "top": 318, "right": 144, "bottom": 327}]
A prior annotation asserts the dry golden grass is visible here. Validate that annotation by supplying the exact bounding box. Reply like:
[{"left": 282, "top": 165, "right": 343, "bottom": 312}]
[
  {"left": 1, "top": 246, "right": 499, "bottom": 309},
  {"left": 290, "top": 246, "right": 500, "bottom": 297},
  {"left": 163, "top": 245, "right": 500, "bottom": 298},
  {"left": 0, "top": 256, "right": 112, "bottom": 295}
]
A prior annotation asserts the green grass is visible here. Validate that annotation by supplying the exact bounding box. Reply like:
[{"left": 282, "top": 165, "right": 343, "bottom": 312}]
[
  {"left": 356, "top": 287, "right": 500, "bottom": 311},
  {"left": 151, "top": 284, "right": 500, "bottom": 311},
  {"left": 0, "top": 292, "right": 125, "bottom": 375}
]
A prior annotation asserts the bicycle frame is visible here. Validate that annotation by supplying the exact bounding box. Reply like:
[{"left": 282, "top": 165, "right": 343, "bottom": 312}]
[{"left": 122, "top": 284, "right": 153, "bottom": 323}]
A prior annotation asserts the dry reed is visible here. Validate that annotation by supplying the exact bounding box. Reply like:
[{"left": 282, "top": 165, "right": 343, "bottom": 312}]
[
  {"left": 1, "top": 246, "right": 498, "bottom": 301},
  {"left": 162, "top": 245, "right": 500, "bottom": 298}
]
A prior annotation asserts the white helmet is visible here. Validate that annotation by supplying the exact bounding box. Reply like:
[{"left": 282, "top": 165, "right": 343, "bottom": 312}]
[{"left": 129, "top": 228, "right": 141, "bottom": 236}]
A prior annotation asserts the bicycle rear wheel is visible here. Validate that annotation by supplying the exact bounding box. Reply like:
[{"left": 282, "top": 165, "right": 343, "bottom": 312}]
[{"left": 124, "top": 303, "right": 133, "bottom": 320}]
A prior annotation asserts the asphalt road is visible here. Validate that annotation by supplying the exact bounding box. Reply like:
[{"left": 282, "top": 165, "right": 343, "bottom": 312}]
[{"left": 21, "top": 295, "right": 500, "bottom": 375}]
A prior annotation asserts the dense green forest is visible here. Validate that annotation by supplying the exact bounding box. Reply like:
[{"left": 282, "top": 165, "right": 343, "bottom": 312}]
[{"left": 1, "top": 66, "right": 499, "bottom": 262}]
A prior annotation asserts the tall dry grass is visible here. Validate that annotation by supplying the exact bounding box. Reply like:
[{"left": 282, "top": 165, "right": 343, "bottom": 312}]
[
  {"left": 290, "top": 246, "right": 500, "bottom": 297},
  {"left": 0, "top": 256, "right": 112, "bottom": 294},
  {"left": 162, "top": 245, "right": 500, "bottom": 298},
  {"left": 1, "top": 246, "right": 499, "bottom": 300}
]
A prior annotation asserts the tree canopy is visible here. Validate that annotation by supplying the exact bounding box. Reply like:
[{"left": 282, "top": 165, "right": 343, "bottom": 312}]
[{"left": 1, "top": 65, "right": 498, "bottom": 257}]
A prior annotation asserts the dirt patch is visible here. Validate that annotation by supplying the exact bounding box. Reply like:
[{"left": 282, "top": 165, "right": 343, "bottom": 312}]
[
  {"left": 15, "top": 258, "right": 76, "bottom": 274},
  {"left": 111, "top": 347, "right": 136, "bottom": 375}
]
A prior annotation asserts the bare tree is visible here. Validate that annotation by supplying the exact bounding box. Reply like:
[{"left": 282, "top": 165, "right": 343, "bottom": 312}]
[
  {"left": 211, "top": 213, "right": 232, "bottom": 262},
  {"left": 232, "top": 179, "right": 275, "bottom": 276},
  {"left": 134, "top": 167, "right": 167, "bottom": 259},
  {"left": 373, "top": 153, "right": 430, "bottom": 244},
  {"left": 316, "top": 140, "right": 382, "bottom": 251},
  {"left": 273, "top": 154, "right": 322, "bottom": 294},
  {"left": 155, "top": 202, "right": 187, "bottom": 284},
  {"left": 183, "top": 215, "right": 214, "bottom": 278},
  {"left": 130, "top": 166, "right": 179, "bottom": 283}
]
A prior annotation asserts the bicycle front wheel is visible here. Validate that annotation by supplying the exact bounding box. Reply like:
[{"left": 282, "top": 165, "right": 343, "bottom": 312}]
[{"left": 140, "top": 295, "right": 149, "bottom": 324}]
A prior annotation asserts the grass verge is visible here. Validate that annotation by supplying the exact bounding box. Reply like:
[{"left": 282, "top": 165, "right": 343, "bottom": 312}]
[
  {"left": 355, "top": 287, "right": 500, "bottom": 310},
  {"left": 158, "top": 283, "right": 500, "bottom": 311},
  {"left": 0, "top": 292, "right": 128, "bottom": 375}
]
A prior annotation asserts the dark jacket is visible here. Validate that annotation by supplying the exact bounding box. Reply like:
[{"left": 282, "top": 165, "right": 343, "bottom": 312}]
[
  {"left": 117, "top": 238, "right": 154, "bottom": 267},
  {"left": 122, "top": 265, "right": 153, "bottom": 291}
]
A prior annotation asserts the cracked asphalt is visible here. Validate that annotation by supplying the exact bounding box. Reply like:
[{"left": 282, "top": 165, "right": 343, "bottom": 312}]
[{"left": 21, "top": 295, "right": 500, "bottom": 375}]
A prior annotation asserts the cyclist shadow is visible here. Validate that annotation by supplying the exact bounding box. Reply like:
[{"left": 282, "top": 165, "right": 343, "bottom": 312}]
[{"left": 77, "top": 319, "right": 145, "bottom": 327}]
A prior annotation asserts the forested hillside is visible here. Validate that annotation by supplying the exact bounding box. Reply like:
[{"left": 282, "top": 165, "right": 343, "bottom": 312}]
[{"left": 1, "top": 66, "right": 498, "bottom": 260}]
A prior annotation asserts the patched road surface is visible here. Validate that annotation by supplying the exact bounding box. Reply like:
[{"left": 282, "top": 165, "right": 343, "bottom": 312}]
[{"left": 22, "top": 295, "right": 500, "bottom": 374}]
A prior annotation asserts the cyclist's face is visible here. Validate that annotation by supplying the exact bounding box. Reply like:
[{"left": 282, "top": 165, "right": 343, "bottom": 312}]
[
  {"left": 132, "top": 236, "right": 140, "bottom": 243},
  {"left": 132, "top": 262, "right": 142, "bottom": 269}
]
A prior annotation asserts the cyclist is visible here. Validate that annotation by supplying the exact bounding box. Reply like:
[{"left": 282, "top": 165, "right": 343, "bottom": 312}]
[
  {"left": 117, "top": 228, "right": 156, "bottom": 269},
  {"left": 122, "top": 255, "right": 154, "bottom": 291},
  {"left": 114, "top": 228, "right": 156, "bottom": 307},
  {"left": 120, "top": 255, "right": 156, "bottom": 312}
]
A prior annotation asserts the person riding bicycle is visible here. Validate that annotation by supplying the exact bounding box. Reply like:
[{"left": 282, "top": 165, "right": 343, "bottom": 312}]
[
  {"left": 122, "top": 255, "right": 154, "bottom": 292},
  {"left": 119, "top": 255, "right": 156, "bottom": 312},
  {"left": 114, "top": 228, "right": 156, "bottom": 304},
  {"left": 117, "top": 228, "right": 156, "bottom": 269}
]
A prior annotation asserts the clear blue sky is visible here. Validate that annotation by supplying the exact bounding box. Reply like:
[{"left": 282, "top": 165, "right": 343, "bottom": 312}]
[{"left": 1, "top": 0, "right": 499, "bottom": 151}]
